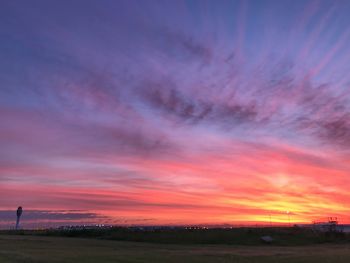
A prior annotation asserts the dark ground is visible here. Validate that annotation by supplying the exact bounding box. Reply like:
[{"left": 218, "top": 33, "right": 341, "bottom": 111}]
[
  {"left": 1, "top": 228, "right": 350, "bottom": 262},
  {"left": 2, "top": 234, "right": 350, "bottom": 263}
]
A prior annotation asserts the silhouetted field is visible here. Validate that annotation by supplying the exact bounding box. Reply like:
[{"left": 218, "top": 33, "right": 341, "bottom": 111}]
[
  {"left": 1, "top": 234, "right": 350, "bottom": 263},
  {"left": 1, "top": 227, "right": 349, "bottom": 246}
]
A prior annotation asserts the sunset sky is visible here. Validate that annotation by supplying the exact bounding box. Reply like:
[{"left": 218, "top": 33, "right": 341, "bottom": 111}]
[{"left": 1, "top": 0, "right": 350, "bottom": 228}]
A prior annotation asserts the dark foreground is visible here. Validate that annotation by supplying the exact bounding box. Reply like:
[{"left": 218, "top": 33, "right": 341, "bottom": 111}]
[
  {"left": 1, "top": 235, "right": 350, "bottom": 263},
  {"left": 3, "top": 227, "right": 350, "bottom": 245}
]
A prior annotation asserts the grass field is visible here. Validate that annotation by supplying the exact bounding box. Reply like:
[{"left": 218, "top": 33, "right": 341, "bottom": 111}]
[
  {"left": 3, "top": 227, "right": 348, "bottom": 245},
  {"left": 1, "top": 235, "right": 350, "bottom": 263}
]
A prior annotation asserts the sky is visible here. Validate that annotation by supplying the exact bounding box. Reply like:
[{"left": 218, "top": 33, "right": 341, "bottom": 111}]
[{"left": 1, "top": 0, "right": 350, "bottom": 228}]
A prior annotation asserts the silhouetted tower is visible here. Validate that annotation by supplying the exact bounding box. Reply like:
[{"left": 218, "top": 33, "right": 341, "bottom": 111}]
[{"left": 16, "top": 206, "right": 23, "bottom": 230}]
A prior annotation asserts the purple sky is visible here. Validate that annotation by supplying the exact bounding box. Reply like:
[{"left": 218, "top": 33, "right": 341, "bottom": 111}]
[{"left": 1, "top": 0, "right": 350, "bottom": 228}]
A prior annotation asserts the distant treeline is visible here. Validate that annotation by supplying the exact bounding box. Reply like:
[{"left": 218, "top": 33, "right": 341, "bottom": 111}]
[{"left": 1, "top": 227, "right": 349, "bottom": 246}]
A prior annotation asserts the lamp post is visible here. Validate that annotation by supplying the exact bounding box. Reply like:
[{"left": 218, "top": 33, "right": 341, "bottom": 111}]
[{"left": 286, "top": 211, "right": 291, "bottom": 226}]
